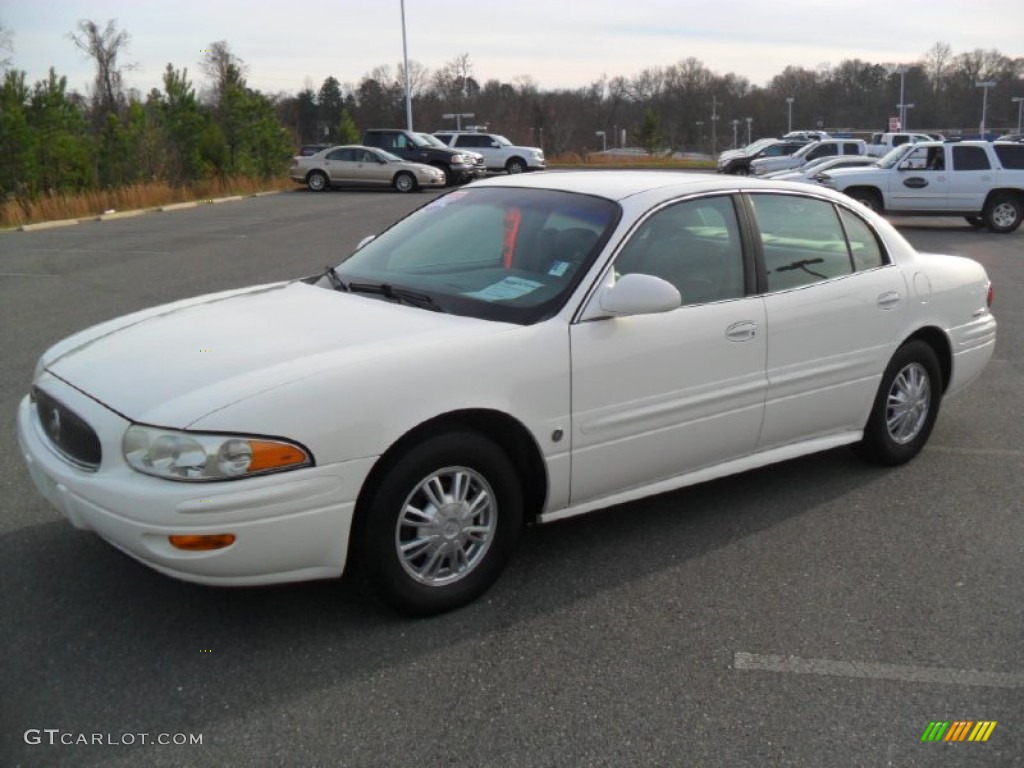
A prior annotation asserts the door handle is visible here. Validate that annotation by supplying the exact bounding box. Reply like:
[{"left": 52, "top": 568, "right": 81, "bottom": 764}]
[
  {"left": 726, "top": 321, "right": 758, "bottom": 342},
  {"left": 876, "top": 291, "right": 901, "bottom": 310}
]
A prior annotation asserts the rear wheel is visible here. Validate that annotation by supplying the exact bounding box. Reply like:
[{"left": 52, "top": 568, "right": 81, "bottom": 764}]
[
  {"left": 306, "top": 170, "right": 328, "bottom": 192},
  {"left": 355, "top": 431, "right": 523, "bottom": 616},
  {"left": 393, "top": 172, "right": 417, "bottom": 193},
  {"left": 857, "top": 340, "right": 942, "bottom": 466},
  {"left": 983, "top": 193, "right": 1023, "bottom": 233}
]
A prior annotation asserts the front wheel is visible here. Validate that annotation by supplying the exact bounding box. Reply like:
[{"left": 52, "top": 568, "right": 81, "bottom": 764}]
[
  {"left": 355, "top": 431, "right": 523, "bottom": 616},
  {"left": 983, "top": 193, "right": 1023, "bottom": 233},
  {"left": 848, "top": 188, "right": 882, "bottom": 213},
  {"left": 730, "top": 166, "right": 750, "bottom": 176},
  {"left": 393, "top": 171, "right": 417, "bottom": 193},
  {"left": 856, "top": 340, "right": 942, "bottom": 466},
  {"left": 505, "top": 157, "right": 527, "bottom": 174},
  {"left": 306, "top": 170, "right": 328, "bottom": 192}
]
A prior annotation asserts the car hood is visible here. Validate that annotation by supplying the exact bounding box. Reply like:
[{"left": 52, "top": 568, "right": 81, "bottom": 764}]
[{"left": 44, "top": 281, "right": 512, "bottom": 427}]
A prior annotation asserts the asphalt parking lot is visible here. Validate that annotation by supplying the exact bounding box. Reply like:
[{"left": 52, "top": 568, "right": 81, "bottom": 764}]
[{"left": 1, "top": 185, "right": 1021, "bottom": 767}]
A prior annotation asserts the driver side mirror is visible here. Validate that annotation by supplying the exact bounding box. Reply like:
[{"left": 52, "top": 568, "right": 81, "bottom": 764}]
[{"left": 580, "top": 273, "right": 681, "bottom": 321}]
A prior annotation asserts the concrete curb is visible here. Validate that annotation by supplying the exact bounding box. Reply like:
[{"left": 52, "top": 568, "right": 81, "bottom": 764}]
[
  {"left": 94, "top": 208, "right": 152, "bottom": 221},
  {"left": 210, "top": 195, "right": 244, "bottom": 204},
  {"left": 19, "top": 218, "right": 80, "bottom": 232},
  {"left": 158, "top": 202, "right": 199, "bottom": 212}
]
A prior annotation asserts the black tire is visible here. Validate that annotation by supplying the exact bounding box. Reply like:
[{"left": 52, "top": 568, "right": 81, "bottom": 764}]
[
  {"left": 730, "top": 166, "right": 750, "bottom": 176},
  {"left": 857, "top": 340, "right": 943, "bottom": 466},
  {"left": 393, "top": 171, "right": 417, "bottom": 193},
  {"left": 964, "top": 216, "right": 986, "bottom": 228},
  {"left": 848, "top": 188, "right": 882, "bottom": 213},
  {"left": 306, "top": 170, "right": 328, "bottom": 192},
  {"left": 982, "top": 193, "right": 1023, "bottom": 233},
  {"left": 355, "top": 431, "right": 523, "bottom": 616},
  {"left": 506, "top": 157, "right": 527, "bottom": 174}
]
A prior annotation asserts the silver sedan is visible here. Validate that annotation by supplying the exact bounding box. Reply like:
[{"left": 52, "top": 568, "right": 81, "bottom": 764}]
[{"left": 290, "top": 145, "right": 446, "bottom": 193}]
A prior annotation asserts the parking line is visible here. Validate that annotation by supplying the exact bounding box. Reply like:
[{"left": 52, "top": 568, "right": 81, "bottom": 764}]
[
  {"left": 733, "top": 652, "right": 1024, "bottom": 689},
  {"left": 927, "top": 445, "right": 1024, "bottom": 458}
]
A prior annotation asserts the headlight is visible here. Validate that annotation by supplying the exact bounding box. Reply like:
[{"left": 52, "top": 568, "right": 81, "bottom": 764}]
[
  {"left": 532, "top": 151, "right": 543, "bottom": 160},
  {"left": 450, "top": 153, "right": 466, "bottom": 164},
  {"left": 123, "top": 425, "right": 311, "bottom": 481}
]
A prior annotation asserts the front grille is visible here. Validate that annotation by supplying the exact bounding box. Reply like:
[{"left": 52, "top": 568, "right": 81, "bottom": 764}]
[{"left": 32, "top": 387, "right": 102, "bottom": 470}]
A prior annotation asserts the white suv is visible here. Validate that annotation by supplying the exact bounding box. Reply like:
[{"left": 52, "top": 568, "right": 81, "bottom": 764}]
[{"left": 433, "top": 131, "right": 545, "bottom": 174}]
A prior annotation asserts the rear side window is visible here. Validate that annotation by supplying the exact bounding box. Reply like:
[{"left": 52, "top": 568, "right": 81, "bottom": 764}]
[
  {"left": 749, "top": 194, "right": 855, "bottom": 291},
  {"left": 994, "top": 144, "right": 1024, "bottom": 169},
  {"left": 843, "top": 143, "right": 862, "bottom": 155},
  {"left": 837, "top": 208, "right": 886, "bottom": 270},
  {"left": 952, "top": 146, "right": 992, "bottom": 171}
]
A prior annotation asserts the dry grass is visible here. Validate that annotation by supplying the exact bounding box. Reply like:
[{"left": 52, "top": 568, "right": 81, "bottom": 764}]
[
  {"left": 548, "top": 152, "right": 715, "bottom": 170},
  {"left": 0, "top": 176, "right": 296, "bottom": 229}
]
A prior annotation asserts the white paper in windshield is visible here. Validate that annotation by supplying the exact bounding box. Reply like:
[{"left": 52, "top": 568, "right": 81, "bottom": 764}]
[{"left": 464, "top": 276, "right": 544, "bottom": 301}]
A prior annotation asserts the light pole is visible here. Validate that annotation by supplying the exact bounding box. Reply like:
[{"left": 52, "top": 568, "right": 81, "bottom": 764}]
[
  {"left": 976, "top": 81, "right": 996, "bottom": 138},
  {"left": 786, "top": 97, "right": 794, "bottom": 133},
  {"left": 745, "top": 117, "right": 752, "bottom": 145},
  {"left": 1013, "top": 97, "right": 1024, "bottom": 134},
  {"left": 896, "top": 64, "right": 909, "bottom": 130},
  {"left": 896, "top": 103, "right": 914, "bottom": 130},
  {"left": 595, "top": 130, "right": 606, "bottom": 152},
  {"left": 400, "top": 0, "right": 413, "bottom": 130},
  {"left": 730, "top": 119, "right": 739, "bottom": 148},
  {"left": 695, "top": 120, "right": 704, "bottom": 151}
]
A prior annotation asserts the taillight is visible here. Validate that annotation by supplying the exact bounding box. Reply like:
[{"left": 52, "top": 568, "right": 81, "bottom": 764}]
[{"left": 986, "top": 281, "right": 994, "bottom": 308}]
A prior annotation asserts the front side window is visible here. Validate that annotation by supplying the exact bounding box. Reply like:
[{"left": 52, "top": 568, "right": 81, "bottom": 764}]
[
  {"left": 749, "top": 194, "right": 855, "bottom": 291},
  {"left": 329, "top": 188, "right": 620, "bottom": 324},
  {"left": 614, "top": 196, "right": 745, "bottom": 306}
]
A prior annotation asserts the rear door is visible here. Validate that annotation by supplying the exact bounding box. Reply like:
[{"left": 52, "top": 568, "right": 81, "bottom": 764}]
[
  {"left": 747, "top": 193, "right": 908, "bottom": 448},
  {"left": 947, "top": 145, "right": 995, "bottom": 210}
]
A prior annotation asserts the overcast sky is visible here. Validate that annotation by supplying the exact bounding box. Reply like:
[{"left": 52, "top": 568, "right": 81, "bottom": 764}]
[{"left": 2, "top": 0, "right": 1021, "bottom": 97}]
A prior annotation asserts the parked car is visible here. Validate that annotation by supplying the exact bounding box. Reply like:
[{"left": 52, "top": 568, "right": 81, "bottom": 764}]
[
  {"left": 819, "top": 140, "right": 1024, "bottom": 232},
  {"left": 289, "top": 145, "right": 446, "bottom": 192},
  {"left": 717, "top": 139, "right": 809, "bottom": 175},
  {"left": 415, "top": 133, "right": 487, "bottom": 180},
  {"left": 18, "top": 173, "right": 996, "bottom": 616},
  {"left": 362, "top": 128, "right": 477, "bottom": 185},
  {"left": 297, "top": 144, "right": 331, "bottom": 156},
  {"left": 782, "top": 130, "right": 830, "bottom": 141},
  {"left": 764, "top": 155, "right": 878, "bottom": 183},
  {"left": 996, "top": 133, "right": 1024, "bottom": 143},
  {"left": 433, "top": 130, "right": 545, "bottom": 174},
  {"left": 865, "top": 132, "right": 934, "bottom": 157},
  {"left": 751, "top": 139, "right": 867, "bottom": 176}
]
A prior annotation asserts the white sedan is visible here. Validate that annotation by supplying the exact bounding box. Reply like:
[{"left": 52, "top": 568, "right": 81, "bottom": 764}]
[{"left": 18, "top": 173, "right": 996, "bottom": 616}]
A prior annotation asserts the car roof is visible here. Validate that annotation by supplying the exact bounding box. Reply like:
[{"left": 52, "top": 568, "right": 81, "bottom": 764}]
[{"left": 469, "top": 170, "right": 849, "bottom": 203}]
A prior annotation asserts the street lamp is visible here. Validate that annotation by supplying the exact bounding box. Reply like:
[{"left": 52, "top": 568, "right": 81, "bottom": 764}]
[
  {"left": 896, "top": 103, "right": 915, "bottom": 130},
  {"left": 745, "top": 117, "right": 752, "bottom": 145},
  {"left": 976, "top": 81, "right": 996, "bottom": 138},
  {"left": 786, "top": 97, "right": 795, "bottom": 133},
  {"left": 695, "top": 120, "right": 704, "bottom": 151},
  {"left": 442, "top": 112, "right": 474, "bottom": 130},
  {"left": 1013, "top": 97, "right": 1024, "bottom": 134},
  {"left": 730, "top": 119, "right": 739, "bottom": 148},
  {"left": 595, "top": 130, "right": 606, "bottom": 152},
  {"left": 400, "top": 0, "right": 413, "bottom": 130}
]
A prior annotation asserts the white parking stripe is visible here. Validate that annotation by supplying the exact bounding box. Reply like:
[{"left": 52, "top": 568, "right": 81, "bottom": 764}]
[{"left": 734, "top": 652, "right": 1024, "bottom": 689}]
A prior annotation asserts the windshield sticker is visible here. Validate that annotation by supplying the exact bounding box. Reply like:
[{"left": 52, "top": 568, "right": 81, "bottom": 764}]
[
  {"left": 423, "top": 190, "right": 469, "bottom": 211},
  {"left": 547, "top": 260, "right": 570, "bottom": 277},
  {"left": 464, "top": 276, "right": 544, "bottom": 301}
]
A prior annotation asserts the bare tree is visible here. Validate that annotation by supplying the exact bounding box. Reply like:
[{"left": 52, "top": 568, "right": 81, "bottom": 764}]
[
  {"left": 0, "top": 23, "right": 13, "bottom": 70},
  {"left": 68, "top": 19, "right": 134, "bottom": 116},
  {"left": 199, "top": 40, "right": 247, "bottom": 106}
]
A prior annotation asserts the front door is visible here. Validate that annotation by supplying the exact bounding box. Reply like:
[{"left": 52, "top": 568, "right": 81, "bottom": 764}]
[{"left": 569, "top": 195, "right": 767, "bottom": 506}]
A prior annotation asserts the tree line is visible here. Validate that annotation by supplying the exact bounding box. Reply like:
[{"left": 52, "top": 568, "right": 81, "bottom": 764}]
[{"left": 1, "top": 19, "right": 1022, "bottom": 203}]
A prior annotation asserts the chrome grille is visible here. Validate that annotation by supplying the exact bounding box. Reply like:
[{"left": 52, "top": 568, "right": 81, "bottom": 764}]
[{"left": 32, "top": 387, "right": 102, "bottom": 470}]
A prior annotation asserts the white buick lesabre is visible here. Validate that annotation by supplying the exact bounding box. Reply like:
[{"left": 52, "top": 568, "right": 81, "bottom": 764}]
[{"left": 18, "top": 172, "right": 996, "bottom": 615}]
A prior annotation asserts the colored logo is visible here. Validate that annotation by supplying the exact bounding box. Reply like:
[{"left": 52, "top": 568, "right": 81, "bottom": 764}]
[{"left": 921, "top": 721, "right": 997, "bottom": 742}]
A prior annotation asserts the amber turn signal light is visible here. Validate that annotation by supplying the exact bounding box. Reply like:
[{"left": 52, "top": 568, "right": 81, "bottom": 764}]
[{"left": 169, "top": 533, "right": 237, "bottom": 551}]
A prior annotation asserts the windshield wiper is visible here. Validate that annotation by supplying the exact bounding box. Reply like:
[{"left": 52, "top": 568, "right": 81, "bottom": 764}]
[
  {"left": 323, "top": 265, "right": 349, "bottom": 292},
  {"left": 347, "top": 281, "right": 446, "bottom": 312}
]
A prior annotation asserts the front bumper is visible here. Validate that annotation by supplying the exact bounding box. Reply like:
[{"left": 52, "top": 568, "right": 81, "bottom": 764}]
[{"left": 17, "top": 377, "right": 376, "bottom": 586}]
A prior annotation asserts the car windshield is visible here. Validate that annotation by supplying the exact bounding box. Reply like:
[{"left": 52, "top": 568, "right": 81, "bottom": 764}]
[
  {"left": 326, "top": 187, "right": 620, "bottom": 324},
  {"left": 377, "top": 149, "right": 402, "bottom": 162},
  {"left": 743, "top": 139, "right": 774, "bottom": 155},
  {"left": 408, "top": 134, "right": 431, "bottom": 148},
  {"left": 417, "top": 133, "right": 447, "bottom": 148},
  {"left": 877, "top": 145, "right": 916, "bottom": 169},
  {"left": 492, "top": 135, "right": 512, "bottom": 147}
]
